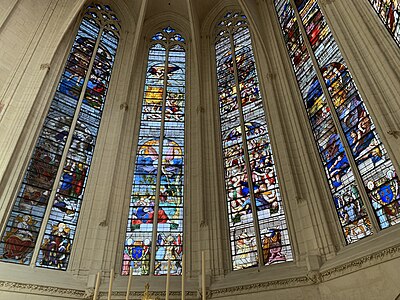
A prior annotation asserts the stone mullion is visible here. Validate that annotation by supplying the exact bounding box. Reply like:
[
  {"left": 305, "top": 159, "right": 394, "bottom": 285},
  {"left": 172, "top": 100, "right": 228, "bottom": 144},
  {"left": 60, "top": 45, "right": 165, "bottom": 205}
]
[
  {"left": 149, "top": 43, "right": 170, "bottom": 275},
  {"left": 228, "top": 26, "right": 264, "bottom": 267},
  {"left": 318, "top": 0, "right": 400, "bottom": 172},
  {"left": 30, "top": 26, "right": 105, "bottom": 266},
  {"left": 289, "top": 0, "right": 381, "bottom": 234}
]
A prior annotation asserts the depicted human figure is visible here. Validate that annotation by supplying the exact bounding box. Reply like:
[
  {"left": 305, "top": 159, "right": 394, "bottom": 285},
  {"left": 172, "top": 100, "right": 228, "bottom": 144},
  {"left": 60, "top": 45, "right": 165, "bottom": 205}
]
[
  {"left": 344, "top": 202, "right": 357, "bottom": 223},
  {"left": 328, "top": 153, "right": 350, "bottom": 188},
  {"left": 386, "top": 0, "right": 396, "bottom": 31},
  {"left": 236, "top": 230, "right": 254, "bottom": 267},
  {"left": 66, "top": 38, "right": 92, "bottom": 83},
  {"left": 253, "top": 189, "right": 279, "bottom": 214},
  {"left": 131, "top": 206, "right": 153, "bottom": 228},
  {"left": 2, "top": 215, "right": 35, "bottom": 261},
  {"left": 40, "top": 222, "right": 71, "bottom": 268},
  {"left": 60, "top": 162, "right": 74, "bottom": 195},
  {"left": 262, "top": 228, "right": 286, "bottom": 265},
  {"left": 53, "top": 195, "right": 76, "bottom": 221},
  {"left": 122, "top": 246, "right": 132, "bottom": 275},
  {"left": 137, "top": 143, "right": 158, "bottom": 174},
  {"left": 306, "top": 14, "right": 321, "bottom": 47},
  {"left": 72, "top": 163, "right": 86, "bottom": 197}
]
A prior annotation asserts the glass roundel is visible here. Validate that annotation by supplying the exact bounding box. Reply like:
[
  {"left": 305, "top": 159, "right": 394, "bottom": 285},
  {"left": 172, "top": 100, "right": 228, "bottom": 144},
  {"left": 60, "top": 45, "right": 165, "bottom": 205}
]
[
  {"left": 122, "top": 26, "right": 185, "bottom": 276},
  {"left": 215, "top": 11, "right": 293, "bottom": 270}
]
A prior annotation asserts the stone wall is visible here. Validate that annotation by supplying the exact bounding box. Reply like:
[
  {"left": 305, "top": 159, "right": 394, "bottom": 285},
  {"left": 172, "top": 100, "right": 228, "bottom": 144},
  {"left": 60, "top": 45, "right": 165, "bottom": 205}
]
[{"left": 0, "top": 0, "right": 399, "bottom": 299}]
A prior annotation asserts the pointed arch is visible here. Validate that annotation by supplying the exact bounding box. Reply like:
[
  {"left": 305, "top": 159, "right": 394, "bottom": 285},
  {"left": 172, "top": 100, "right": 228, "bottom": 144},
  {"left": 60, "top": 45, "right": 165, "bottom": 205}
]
[
  {"left": 215, "top": 11, "right": 293, "bottom": 270},
  {"left": 0, "top": 3, "right": 121, "bottom": 270},
  {"left": 122, "top": 26, "right": 186, "bottom": 276},
  {"left": 273, "top": 0, "right": 400, "bottom": 244}
]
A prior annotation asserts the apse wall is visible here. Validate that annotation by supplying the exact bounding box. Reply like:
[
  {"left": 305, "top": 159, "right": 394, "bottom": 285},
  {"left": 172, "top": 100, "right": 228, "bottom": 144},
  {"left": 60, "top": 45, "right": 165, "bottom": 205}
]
[{"left": 0, "top": 0, "right": 399, "bottom": 299}]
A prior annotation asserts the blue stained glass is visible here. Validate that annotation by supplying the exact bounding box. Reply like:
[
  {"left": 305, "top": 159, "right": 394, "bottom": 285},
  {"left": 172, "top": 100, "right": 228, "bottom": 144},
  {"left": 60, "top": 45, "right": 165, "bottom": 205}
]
[
  {"left": 0, "top": 4, "right": 120, "bottom": 269},
  {"left": 122, "top": 27, "right": 185, "bottom": 276},
  {"left": 163, "top": 26, "right": 175, "bottom": 34},
  {"left": 275, "top": 0, "right": 400, "bottom": 242},
  {"left": 273, "top": 0, "right": 373, "bottom": 243},
  {"left": 152, "top": 32, "right": 166, "bottom": 41},
  {"left": 170, "top": 34, "right": 185, "bottom": 42},
  {"left": 216, "top": 11, "right": 292, "bottom": 270},
  {"left": 299, "top": 0, "right": 399, "bottom": 230}
]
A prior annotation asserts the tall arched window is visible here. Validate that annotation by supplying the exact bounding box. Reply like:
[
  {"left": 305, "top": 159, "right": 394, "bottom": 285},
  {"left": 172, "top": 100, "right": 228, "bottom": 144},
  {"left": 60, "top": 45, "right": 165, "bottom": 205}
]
[
  {"left": 274, "top": 0, "right": 400, "bottom": 244},
  {"left": 368, "top": 0, "right": 400, "bottom": 46},
  {"left": 122, "top": 26, "right": 185, "bottom": 276},
  {"left": 0, "top": 4, "right": 120, "bottom": 270},
  {"left": 215, "top": 12, "right": 293, "bottom": 270}
]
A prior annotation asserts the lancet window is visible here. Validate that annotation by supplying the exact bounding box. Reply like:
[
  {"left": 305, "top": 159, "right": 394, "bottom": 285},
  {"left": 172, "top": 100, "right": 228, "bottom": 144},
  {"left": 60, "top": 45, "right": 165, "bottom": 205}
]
[
  {"left": 215, "top": 12, "right": 293, "bottom": 270},
  {"left": 274, "top": 0, "right": 400, "bottom": 244},
  {"left": 0, "top": 4, "right": 120, "bottom": 270},
  {"left": 122, "top": 26, "right": 185, "bottom": 276}
]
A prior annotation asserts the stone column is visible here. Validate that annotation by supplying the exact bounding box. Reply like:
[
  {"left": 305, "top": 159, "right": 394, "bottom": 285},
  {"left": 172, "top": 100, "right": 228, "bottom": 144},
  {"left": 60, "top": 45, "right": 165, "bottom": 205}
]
[
  {"left": 238, "top": 0, "right": 340, "bottom": 267},
  {"left": 318, "top": 0, "right": 400, "bottom": 169}
]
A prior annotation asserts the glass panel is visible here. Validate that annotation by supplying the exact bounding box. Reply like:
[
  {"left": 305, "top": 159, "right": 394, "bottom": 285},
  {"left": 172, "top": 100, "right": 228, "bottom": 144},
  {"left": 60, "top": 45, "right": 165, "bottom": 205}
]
[
  {"left": 123, "top": 29, "right": 185, "bottom": 276},
  {"left": 0, "top": 16, "right": 101, "bottom": 266},
  {"left": 295, "top": 0, "right": 400, "bottom": 229},
  {"left": 36, "top": 14, "right": 120, "bottom": 270},
  {"left": 273, "top": 0, "right": 373, "bottom": 243},
  {"left": 216, "top": 11, "right": 292, "bottom": 270},
  {"left": 1, "top": 4, "right": 121, "bottom": 269},
  {"left": 123, "top": 42, "right": 165, "bottom": 273}
]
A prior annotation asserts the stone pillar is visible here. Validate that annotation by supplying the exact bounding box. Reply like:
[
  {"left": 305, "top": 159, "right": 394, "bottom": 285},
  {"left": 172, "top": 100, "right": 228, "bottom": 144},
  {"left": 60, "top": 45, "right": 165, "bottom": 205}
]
[
  {"left": 71, "top": 0, "right": 147, "bottom": 278},
  {"left": 318, "top": 0, "right": 400, "bottom": 169},
  {"left": 0, "top": 0, "right": 83, "bottom": 235},
  {"left": 237, "top": 0, "right": 339, "bottom": 268}
]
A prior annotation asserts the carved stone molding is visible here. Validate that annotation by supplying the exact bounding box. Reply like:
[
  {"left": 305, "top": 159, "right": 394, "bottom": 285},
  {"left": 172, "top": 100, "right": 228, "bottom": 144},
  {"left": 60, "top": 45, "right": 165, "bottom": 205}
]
[
  {"left": 0, "top": 281, "right": 86, "bottom": 298},
  {"left": 210, "top": 244, "right": 400, "bottom": 298},
  {"left": 196, "top": 105, "right": 205, "bottom": 113},
  {"left": 210, "top": 276, "right": 312, "bottom": 297},
  {"left": 295, "top": 195, "right": 305, "bottom": 204},
  {"left": 265, "top": 72, "right": 276, "bottom": 80},
  {"left": 40, "top": 63, "right": 51, "bottom": 71},
  {"left": 320, "top": 244, "right": 400, "bottom": 281},
  {"left": 0, "top": 244, "right": 399, "bottom": 299},
  {"left": 387, "top": 130, "right": 400, "bottom": 139},
  {"left": 99, "top": 290, "right": 198, "bottom": 299},
  {"left": 119, "top": 102, "right": 129, "bottom": 111}
]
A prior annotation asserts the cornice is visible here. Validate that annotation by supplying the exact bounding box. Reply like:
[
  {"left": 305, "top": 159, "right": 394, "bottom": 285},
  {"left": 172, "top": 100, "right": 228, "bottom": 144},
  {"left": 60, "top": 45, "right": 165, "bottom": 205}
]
[
  {"left": 0, "top": 281, "right": 86, "bottom": 298},
  {"left": 99, "top": 290, "right": 198, "bottom": 299},
  {"left": 210, "top": 243, "right": 400, "bottom": 297},
  {"left": 210, "top": 276, "right": 313, "bottom": 297},
  {"left": 0, "top": 244, "right": 399, "bottom": 299},
  {"left": 320, "top": 244, "right": 400, "bottom": 281}
]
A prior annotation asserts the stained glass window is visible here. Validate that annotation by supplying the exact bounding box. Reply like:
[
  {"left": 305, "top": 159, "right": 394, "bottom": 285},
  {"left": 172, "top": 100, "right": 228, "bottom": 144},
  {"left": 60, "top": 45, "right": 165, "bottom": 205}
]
[
  {"left": 215, "top": 12, "right": 292, "bottom": 270},
  {"left": 274, "top": 0, "right": 400, "bottom": 243},
  {"left": 0, "top": 4, "right": 120, "bottom": 270},
  {"left": 369, "top": 0, "right": 400, "bottom": 46},
  {"left": 122, "top": 27, "right": 185, "bottom": 276}
]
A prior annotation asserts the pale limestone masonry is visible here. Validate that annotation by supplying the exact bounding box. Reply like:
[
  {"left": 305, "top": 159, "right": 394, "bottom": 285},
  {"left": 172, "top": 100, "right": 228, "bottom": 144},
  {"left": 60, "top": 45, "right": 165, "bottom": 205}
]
[{"left": 0, "top": 0, "right": 399, "bottom": 299}]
